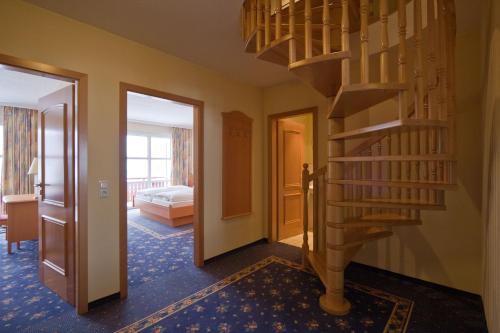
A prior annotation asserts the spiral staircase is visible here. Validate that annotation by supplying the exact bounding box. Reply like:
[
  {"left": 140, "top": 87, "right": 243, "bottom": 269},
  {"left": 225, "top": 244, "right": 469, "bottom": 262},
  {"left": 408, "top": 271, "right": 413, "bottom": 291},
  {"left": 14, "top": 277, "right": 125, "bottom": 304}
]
[{"left": 241, "top": 0, "right": 457, "bottom": 315}]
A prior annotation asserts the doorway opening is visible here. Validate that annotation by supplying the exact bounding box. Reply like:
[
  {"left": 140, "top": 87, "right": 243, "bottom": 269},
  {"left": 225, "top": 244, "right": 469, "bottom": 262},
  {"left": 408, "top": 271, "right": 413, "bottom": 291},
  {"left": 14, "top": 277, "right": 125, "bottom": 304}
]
[
  {"left": 119, "top": 83, "right": 204, "bottom": 298},
  {"left": 0, "top": 54, "right": 88, "bottom": 319},
  {"left": 268, "top": 107, "right": 318, "bottom": 249}
]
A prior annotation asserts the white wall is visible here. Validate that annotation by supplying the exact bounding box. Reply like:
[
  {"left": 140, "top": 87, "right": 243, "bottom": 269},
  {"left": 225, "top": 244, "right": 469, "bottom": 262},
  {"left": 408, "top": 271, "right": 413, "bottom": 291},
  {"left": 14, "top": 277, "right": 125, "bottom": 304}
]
[{"left": 0, "top": 0, "right": 265, "bottom": 301}]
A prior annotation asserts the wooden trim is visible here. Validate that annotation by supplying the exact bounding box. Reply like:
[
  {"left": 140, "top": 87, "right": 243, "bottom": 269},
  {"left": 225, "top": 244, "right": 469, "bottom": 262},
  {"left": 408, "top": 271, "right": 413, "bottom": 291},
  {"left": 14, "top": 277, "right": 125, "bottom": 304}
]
[
  {"left": 0, "top": 53, "right": 89, "bottom": 314},
  {"left": 267, "top": 107, "right": 318, "bottom": 243},
  {"left": 118, "top": 82, "right": 205, "bottom": 300}
]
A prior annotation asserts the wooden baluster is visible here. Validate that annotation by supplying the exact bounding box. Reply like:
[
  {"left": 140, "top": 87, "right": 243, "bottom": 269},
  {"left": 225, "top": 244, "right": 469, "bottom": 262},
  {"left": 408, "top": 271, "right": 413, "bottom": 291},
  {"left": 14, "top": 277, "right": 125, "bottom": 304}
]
[
  {"left": 380, "top": 0, "right": 389, "bottom": 83},
  {"left": 427, "top": 0, "right": 438, "bottom": 204},
  {"left": 265, "top": 0, "right": 271, "bottom": 46},
  {"left": 360, "top": 0, "right": 370, "bottom": 84},
  {"left": 251, "top": 0, "right": 257, "bottom": 33},
  {"left": 414, "top": 0, "right": 424, "bottom": 119},
  {"left": 446, "top": 0, "right": 457, "bottom": 186},
  {"left": 332, "top": 0, "right": 342, "bottom": 52},
  {"left": 305, "top": 0, "right": 313, "bottom": 59},
  {"left": 257, "top": 0, "right": 263, "bottom": 52},
  {"left": 275, "top": 0, "right": 282, "bottom": 39},
  {"left": 397, "top": 0, "right": 407, "bottom": 214},
  {"left": 323, "top": 0, "right": 331, "bottom": 54},
  {"left": 341, "top": 0, "right": 350, "bottom": 85},
  {"left": 302, "top": 163, "right": 310, "bottom": 266},
  {"left": 289, "top": 0, "right": 297, "bottom": 63}
]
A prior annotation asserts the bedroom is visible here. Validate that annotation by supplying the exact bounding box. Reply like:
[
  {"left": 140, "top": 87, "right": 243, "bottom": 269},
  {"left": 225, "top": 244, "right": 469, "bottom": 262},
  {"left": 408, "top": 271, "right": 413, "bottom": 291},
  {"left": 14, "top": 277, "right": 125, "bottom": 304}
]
[{"left": 125, "top": 89, "right": 196, "bottom": 288}]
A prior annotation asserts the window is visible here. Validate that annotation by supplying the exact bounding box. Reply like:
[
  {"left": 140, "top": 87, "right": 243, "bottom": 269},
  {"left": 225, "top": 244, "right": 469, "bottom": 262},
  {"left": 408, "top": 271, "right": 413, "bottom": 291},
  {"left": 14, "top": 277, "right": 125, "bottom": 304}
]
[{"left": 126, "top": 134, "right": 172, "bottom": 186}]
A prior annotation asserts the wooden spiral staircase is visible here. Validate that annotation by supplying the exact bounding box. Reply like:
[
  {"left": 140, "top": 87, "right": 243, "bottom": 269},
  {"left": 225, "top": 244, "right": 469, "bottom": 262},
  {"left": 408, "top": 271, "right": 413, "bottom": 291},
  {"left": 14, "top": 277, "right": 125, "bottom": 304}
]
[{"left": 241, "top": 0, "right": 456, "bottom": 315}]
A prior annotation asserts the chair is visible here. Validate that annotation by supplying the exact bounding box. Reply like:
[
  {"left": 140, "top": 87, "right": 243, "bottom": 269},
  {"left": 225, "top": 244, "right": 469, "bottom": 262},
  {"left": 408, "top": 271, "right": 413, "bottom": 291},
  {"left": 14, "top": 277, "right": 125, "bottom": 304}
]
[{"left": 0, "top": 214, "right": 20, "bottom": 254}]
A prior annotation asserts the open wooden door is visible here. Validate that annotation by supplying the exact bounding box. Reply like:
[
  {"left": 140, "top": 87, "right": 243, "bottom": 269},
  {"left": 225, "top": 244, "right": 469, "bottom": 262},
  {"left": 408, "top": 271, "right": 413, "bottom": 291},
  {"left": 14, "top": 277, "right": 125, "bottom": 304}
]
[
  {"left": 37, "top": 85, "right": 76, "bottom": 305},
  {"left": 277, "top": 119, "right": 305, "bottom": 240}
]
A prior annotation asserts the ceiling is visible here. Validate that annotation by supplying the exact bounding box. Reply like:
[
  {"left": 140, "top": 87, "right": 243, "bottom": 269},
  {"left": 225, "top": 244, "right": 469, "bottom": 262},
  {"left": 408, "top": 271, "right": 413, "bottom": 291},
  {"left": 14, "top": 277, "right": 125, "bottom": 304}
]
[
  {"left": 23, "top": 0, "right": 296, "bottom": 87},
  {"left": 0, "top": 67, "right": 72, "bottom": 108},
  {"left": 22, "top": 0, "right": 480, "bottom": 89},
  {"left": 127, "top": 92, "right": 193, "bottom": 128}
]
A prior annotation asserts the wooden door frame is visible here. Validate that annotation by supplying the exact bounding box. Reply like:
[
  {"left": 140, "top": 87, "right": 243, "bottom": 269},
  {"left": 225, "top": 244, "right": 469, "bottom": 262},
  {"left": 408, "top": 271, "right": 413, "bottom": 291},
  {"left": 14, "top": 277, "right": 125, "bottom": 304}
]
[
  {"left": 119, "top": 82, "right": 204, "bottom": 299},
  {"left": 267, "top": 107, "right": 318, "bottom": 242},
  {"left": 0, "top": 53, "right": 89, "bottom": 314}
]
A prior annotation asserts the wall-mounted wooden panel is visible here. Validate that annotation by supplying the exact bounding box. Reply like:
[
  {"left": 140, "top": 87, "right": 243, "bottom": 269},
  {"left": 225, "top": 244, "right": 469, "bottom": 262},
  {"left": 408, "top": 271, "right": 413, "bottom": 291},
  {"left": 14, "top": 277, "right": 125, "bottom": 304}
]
[{"left": 222, "top": 111, "right": 252, "bottom": 219}]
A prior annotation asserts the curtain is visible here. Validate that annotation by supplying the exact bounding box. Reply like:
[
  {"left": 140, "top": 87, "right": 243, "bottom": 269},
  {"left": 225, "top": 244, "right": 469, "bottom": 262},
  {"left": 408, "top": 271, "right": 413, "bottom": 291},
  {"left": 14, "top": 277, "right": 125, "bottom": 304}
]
[
  {"left": 2, "top": 106, "right": 38, "bottom": 196},
  {"left": 171, "top": 127, "right": 193, "bottom": 186}
]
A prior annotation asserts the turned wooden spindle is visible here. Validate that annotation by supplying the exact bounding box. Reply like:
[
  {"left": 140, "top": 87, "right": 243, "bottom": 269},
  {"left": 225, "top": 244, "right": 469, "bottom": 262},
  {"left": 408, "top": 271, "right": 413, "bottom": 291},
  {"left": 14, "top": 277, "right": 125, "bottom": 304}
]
[
  {"left": 265, "top": 0, "right": 271, "bottom": 46},
  {"left": 332, "top": 0, "right": 342, "bottom": 51},
  {"left": 322, "top": 0, "right": 331, "bottom": 54},
  {"left": 379, "top": 0, "right": 389, "bottom": 83},
  {"left": 289, "top": 0, "right": 297, "bottom": 63},
  {"left": 305, "top": 0, "right": 313, "bottom": 59},
  {"left": 251, "top": 0, "right": 257, "bottom": 32},
  {"left": 360, "top": 0, "right": 370, "bottom": 84},
  {"left": 341, "top": 0, "right": 350, "bottom": 85},
  {"left": 302, "top": 163, "right": 310, "bottom": 266},
  {"left": 275, "top": 0, "right": 282, "bottom": 39},
  {"left": 256, "top": 0, "right": 263, "bottom": 52},
  {"left": 414, "top": 0, "right": 425, "bottom": 119}
]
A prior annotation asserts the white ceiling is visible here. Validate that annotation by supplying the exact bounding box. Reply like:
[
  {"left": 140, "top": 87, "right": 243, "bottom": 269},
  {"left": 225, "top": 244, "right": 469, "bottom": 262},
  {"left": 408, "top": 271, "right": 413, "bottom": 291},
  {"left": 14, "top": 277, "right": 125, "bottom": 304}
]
[
  {"left": 0, "top": 67, "right": 72, "bottom": 108},
  {"left": 127, "top": 92, "right": 193, "bottom": 128},
  {"left": 23, "top": 0, "right": 296, "bottom": 87},
  {"left": 21, "top": 0, "right": 480, "bottom": 89}
]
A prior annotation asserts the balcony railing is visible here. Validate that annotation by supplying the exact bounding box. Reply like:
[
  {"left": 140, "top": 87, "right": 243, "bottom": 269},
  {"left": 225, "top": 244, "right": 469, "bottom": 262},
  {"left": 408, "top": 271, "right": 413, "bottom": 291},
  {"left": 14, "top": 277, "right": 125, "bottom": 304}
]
[{"left": 127, "top": 177, "right": 170, "bottom": 203}]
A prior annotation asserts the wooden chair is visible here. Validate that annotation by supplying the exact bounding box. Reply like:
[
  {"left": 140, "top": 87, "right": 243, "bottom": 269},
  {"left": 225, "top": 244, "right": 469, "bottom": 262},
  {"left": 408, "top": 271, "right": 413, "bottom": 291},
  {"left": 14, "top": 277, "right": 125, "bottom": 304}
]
[{"left": 0, "top": 214, "right": 21, "bottom": 253}]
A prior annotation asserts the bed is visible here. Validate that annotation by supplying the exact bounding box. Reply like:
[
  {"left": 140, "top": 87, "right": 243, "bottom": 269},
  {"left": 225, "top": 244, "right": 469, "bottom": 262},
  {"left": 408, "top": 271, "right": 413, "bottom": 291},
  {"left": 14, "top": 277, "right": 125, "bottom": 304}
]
[{"left": 133, "top": 185, "right": 194, "bottom": 227}]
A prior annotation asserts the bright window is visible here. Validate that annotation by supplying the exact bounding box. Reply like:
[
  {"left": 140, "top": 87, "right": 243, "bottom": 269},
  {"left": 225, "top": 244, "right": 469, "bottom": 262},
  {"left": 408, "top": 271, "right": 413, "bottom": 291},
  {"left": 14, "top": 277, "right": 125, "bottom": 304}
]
[{"left": 126, "top": 134, "right": 172, "bottom": 186}]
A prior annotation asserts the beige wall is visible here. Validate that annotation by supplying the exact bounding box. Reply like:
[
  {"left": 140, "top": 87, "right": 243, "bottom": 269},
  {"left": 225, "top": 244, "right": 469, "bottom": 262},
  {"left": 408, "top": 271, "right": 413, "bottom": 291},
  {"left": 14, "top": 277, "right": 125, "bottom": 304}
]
[
  {"left": 0, "top": 0, "right": 266, "bottom": 301},
  {"left": 262, "top": 18, "right": 483, "bottom": 293}
]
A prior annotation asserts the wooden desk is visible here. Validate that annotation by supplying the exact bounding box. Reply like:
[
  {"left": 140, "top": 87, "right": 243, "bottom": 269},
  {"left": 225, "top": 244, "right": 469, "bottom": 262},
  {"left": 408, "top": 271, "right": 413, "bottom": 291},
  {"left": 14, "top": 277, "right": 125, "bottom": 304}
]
[{"left": 3, "top": 194, "right": 38, "bottom": 254}]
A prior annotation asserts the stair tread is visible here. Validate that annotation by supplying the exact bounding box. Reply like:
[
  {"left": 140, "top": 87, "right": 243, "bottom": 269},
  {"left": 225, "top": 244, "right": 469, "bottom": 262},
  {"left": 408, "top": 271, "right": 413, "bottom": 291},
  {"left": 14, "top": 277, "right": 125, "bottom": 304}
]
[
  {"left": 256, "top": 33, "right": 323, "bottom": 66},
  {"left": 329, "top": 118, "right": 449, "bottom": 140},
  {"left": 330, "top": 179, "right": 457, "bottom": 190},
  {"left": 329, "top": 154, "right": 454, "bottom": 162},
  {"left": 289, "top": 51, "right": 350, "bottom": 97},
  {"left": 328, "top": 83, "right": 408, "bottom": 118},
  {"left": 329, "top": 227, "right": 393, "bottom": 250},
  {"left": 329, "top": 200, "right": 446, "bottom": 210},
  {"left": 334, "top": 218, "right": 422, "bottom": 227}
]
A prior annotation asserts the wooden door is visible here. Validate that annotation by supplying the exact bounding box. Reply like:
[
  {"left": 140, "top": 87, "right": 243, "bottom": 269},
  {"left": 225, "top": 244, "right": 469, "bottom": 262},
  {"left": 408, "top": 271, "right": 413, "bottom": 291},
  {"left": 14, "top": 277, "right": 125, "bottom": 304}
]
[
  {"left": 277, "top": 119, "right": 305, "bottom": 240},
  {"left": 37, "top": 85, "right": 75, "bottom": 306}
]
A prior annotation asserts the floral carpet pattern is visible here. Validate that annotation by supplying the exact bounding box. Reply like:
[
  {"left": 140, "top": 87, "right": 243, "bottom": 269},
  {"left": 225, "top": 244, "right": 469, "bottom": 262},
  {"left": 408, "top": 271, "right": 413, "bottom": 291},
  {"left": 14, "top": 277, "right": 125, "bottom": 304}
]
[
  {"left": 127, "top": 218, "right": 194, "bottom": 287},
  {"left": 0, "top": 239, "right": 73, "bottom": 332},
  {"left": 117, "top": 256, "right": 413, "bottom": 333}
]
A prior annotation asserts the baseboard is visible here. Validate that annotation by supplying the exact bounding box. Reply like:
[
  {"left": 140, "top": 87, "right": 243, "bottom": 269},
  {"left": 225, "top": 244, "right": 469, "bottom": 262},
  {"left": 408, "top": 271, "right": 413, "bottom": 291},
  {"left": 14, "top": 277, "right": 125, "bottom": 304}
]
[
  {"left": 204, "top": 238, "right": 268, "bottom": 264},
  {"left": 88, "top": 292, "right": 120, "bottom": 310},
  {"left": 349, "top": 261, "right": 482, "bottom": 300}
]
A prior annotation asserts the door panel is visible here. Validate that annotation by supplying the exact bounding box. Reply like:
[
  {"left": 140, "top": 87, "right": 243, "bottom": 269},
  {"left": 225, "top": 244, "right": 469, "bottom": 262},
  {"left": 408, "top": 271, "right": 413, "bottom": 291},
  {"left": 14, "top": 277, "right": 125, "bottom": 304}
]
[
  {"left": 277, "top": 119, "right": 305, "bottom": 240},
  {"left": 38, "top": 85, "right": 75, "bottom": 306}
]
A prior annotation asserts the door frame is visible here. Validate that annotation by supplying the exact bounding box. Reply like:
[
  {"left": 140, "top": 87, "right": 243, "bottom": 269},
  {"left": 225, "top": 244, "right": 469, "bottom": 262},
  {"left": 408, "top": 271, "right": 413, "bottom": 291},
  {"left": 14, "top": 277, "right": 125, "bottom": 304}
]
[
  {"left": 118, "top": 82, "right": 204, "bottom": 299},
  {"left": 268, "top": 107, "right": 318, "bottom": 242},
  {"left": 0, "top": 53, "right": 89, "bottom": 314}
]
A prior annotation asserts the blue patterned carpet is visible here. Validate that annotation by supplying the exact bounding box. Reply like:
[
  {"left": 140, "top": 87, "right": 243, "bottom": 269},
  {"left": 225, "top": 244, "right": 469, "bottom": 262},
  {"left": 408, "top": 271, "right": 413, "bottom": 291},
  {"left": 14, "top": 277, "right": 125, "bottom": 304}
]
[
  {"left": 127, "top": 211, "right": 193, "bottom": 287},
  {"left": 0, "top": 239, "right": 74, "bottom": 332},
  {"left": 0, "top": 218, "right": 488, "bottom": 333},
  {"left": 118, "top": 256, "right": 413, "bottom": 333}
]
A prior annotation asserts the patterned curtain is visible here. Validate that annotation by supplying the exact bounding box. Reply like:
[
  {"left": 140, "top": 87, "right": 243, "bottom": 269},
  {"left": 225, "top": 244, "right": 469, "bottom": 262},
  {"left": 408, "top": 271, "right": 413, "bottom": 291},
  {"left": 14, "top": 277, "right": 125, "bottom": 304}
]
[
  {"left": 171, "top": 127, "right": 193, "bottom": 186},
  {"left": 2, "top": 106, "right": 38, "bottom": 196}
]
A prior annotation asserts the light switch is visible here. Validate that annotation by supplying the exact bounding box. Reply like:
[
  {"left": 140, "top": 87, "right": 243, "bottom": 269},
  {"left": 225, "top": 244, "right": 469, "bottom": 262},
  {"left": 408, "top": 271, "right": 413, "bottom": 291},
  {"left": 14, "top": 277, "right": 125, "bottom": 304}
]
[{"left": 99, "top": 180, "right": 109, "bottom": 199}]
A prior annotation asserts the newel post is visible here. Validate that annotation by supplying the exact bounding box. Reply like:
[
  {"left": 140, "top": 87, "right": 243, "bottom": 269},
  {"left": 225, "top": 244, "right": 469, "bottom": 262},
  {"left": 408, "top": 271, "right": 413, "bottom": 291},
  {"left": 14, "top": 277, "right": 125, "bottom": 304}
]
[{"left": 302, "top": 163, "right": 310, "bottom": 266}]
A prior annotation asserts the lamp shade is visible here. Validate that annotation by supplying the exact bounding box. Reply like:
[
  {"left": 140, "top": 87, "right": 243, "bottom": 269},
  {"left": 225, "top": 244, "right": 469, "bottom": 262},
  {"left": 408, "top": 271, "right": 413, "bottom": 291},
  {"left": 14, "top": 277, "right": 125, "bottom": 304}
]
[{"left": 28, "top": 158, "right": 38, "bottom": 175}]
